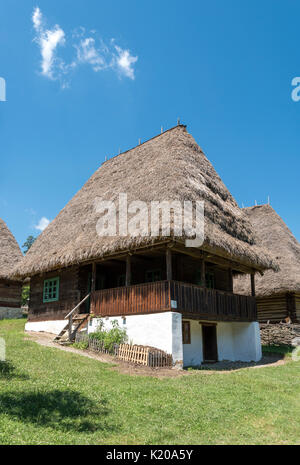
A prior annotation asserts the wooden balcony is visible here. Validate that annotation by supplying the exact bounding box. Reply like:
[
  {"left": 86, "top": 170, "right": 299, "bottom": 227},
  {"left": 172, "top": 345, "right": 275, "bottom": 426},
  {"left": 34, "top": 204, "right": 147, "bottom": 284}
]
[{"left": 90, "top": 280, "right": 257, "bottom": 322}]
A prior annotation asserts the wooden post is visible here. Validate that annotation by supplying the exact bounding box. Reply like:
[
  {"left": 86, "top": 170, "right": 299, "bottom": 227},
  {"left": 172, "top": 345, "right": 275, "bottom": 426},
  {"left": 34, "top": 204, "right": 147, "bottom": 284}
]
[
  {"left": 200, "top": 259, "right": 206, "bottom": 287},
  {"left": 250, "top": 273, "right": 255, "bottom": 297},
  {"left": 166, "top": 248, "right": 172, "bottom": 281},
  {"left": 91, "top": 262, "right": 96, "bottom": 292},
  {"left": 228, "top": 268, "right": 233, "bottom": 293},
  {"left": 125, "top": 255, "right": 131, "bottom": 287},
  {"left": 68, "top": 314, "right": 73, "bottom": 341}
]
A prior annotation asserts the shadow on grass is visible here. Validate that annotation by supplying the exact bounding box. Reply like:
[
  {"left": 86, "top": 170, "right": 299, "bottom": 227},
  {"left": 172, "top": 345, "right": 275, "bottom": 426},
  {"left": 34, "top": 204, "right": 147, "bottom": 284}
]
[
  {"left": 0, "top": 361, "right": 29, "bottom": 380},
  {"left": 185, "top": 354, "right": 284, "bottom": 372},
  {"left": 0, "top": 389, "right": 116, "bottom": 433}
]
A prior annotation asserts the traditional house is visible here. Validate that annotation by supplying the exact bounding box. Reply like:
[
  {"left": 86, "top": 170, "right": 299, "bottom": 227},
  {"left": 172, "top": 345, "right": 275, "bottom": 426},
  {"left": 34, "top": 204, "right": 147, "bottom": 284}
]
[
  {"left": 13, "top": 125, "right": 276, "bottom": 366},
  {"left": 0, "top": 218, "right": 23, "bottom": 319},
  {"left": 234, "top": 204, "right": 300, "bottom": 323}
]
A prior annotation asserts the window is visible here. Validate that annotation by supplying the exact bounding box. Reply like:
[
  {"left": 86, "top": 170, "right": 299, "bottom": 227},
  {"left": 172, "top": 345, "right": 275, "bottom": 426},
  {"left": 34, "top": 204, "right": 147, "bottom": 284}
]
[
  {"left": 145, "top": 269, "right": 162, "bottom": 283},
  {"left": 182, "top": 321, "right": 191, "bottom": 344},
  {"left": 43, "top": 277, "right": 60, "bottom": 303}
]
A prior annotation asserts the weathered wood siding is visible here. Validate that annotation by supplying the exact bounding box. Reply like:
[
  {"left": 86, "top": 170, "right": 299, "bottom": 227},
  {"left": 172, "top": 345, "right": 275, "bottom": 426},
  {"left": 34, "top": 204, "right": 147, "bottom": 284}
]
[
  {"left": 294, "top": 294, "right": 300, "bottom": 322},
  {"left": 91, "top": 281, "right": 170, "bottom": 316},
  {"left": 91, "top": 280, "right": 257, "bottom": 322},
  {"left": 28, "top": 267, "right": 80, "bottom": 322},
  {"left": 256, "top": 293, "right": 298, "bottom": 323},
  {"left": 170, "top": 281, "right": 257, "bottom": 321},
  {"left": 0, "top": 279, "right": 22, "bottom": 308}
]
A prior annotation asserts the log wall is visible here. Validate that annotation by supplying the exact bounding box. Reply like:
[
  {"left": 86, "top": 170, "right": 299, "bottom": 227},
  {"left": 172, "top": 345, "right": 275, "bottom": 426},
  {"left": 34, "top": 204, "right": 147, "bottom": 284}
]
[
  {"left": 0, "top": 279, "right": 22, "bottom": 308},
  {"left": 28, "top": 267, "right": 80, "bottom": 322},
  {"left": 257, "top": 293, "right": 299, "bottom": 323}
]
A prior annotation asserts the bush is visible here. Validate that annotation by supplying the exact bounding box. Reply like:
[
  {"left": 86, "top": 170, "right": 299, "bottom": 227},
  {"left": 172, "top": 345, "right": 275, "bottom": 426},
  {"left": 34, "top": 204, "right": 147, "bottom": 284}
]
[
  {"left": 72, "top": 341, "right": 89, "bottom": 350},
  {"left": 89, "top": 319, "right": 127, "bottom": 353}
]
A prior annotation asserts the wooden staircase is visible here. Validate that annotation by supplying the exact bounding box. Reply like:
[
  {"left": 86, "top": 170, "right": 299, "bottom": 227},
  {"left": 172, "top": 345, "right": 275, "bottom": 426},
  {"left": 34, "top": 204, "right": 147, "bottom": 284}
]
[{"left": 54, "top": 293, "right": 91, "bottom": 344}]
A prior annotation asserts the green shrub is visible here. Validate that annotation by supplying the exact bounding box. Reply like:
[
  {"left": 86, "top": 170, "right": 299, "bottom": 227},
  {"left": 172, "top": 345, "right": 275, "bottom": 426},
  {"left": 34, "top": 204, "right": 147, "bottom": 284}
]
[
  {"left": 89, "top": 319, "right": 127, "bottom": 353},
  {"left": 72, "top": 341, "right": 88, "bottom": 350}
]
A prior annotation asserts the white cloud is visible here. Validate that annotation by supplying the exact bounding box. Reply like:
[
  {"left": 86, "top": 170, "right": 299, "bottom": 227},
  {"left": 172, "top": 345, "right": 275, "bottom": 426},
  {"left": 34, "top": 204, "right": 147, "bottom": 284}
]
[
  {"left": 34, "top": 217, "right": 50, "bottom": 232},
  {"left": 115, "top": 46, "right": 138, "bottom": 80},
  {"left": 75, "top": 37, "right": 106, "bottom": 71},
  {"left": 32, "top": 7, "right": 66, "bottom": 80},
  {"left": 32, "top": 7, "right": 138, "bottom": 86},
  {"left": 32, "top": 6, "right": 42, "bottom": 30}
]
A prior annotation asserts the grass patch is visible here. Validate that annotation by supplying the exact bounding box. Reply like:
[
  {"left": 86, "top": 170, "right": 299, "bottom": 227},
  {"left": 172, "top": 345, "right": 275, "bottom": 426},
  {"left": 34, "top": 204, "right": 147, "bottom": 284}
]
[
  {"left": 0, "top": 319, "right": 299, "bottom": 445},
  {"left": 262, "top": 345, "right": 294, "bottom": 356}
]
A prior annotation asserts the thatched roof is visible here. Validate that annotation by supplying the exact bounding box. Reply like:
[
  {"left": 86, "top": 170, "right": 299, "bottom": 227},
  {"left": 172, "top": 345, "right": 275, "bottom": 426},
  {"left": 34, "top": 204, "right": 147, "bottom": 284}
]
[
  {"left": 234, "top": 204, "right": 300, "bottom": 296},
  {"left": 0, "top": 218, "right": 23, "bottom": 280},
  {"left": 12, "top": 125, "right": 277, "bottom": 278}
]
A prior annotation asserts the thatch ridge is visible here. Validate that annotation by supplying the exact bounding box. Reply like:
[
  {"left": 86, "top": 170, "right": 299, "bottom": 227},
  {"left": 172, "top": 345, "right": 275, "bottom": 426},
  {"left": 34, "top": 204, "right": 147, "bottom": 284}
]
[
  {"left": 0, "top": 218, "right": 23, "bottom": 280},
  {"left": 12, "top": 126, "right": 277, "bottom": 278},
  {"left": 234, "top": 204, "right": 300, "bottom": 296}
]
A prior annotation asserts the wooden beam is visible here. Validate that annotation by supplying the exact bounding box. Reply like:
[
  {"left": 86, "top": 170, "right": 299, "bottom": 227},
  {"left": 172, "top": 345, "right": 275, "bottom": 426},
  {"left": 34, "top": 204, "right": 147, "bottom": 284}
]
[
  {"left": 250, "top": 273, "right": 255, "bottom": 297},
  {"left": 166, "top": 248, "right": 172, "bottom": 281},
  {"left": 171, "top": 244, "right": 253, "bottom": 274},
  {"left": 200, "top": 259, "right": 205, "bottom": 287},
  {"left": 91, "top": 262, "right": 96, "bottom": 292},
  {"left": 228, "top": 268, "right": 233, "bottom": 293},
  {"left": 125, "top": 255, "right": 131, "bottom": 287}
]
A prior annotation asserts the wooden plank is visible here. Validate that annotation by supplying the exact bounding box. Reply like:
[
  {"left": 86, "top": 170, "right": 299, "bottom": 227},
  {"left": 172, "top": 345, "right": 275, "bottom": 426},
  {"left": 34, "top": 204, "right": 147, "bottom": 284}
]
[{"left": 166, "top": 248, "right": 172, "bottom": 281}]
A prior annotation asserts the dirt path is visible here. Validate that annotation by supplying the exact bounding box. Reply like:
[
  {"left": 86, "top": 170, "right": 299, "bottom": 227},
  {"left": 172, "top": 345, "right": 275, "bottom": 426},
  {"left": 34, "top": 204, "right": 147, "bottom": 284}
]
[{"left": 25, "top": 331, "right": 286, "bottom": 378}]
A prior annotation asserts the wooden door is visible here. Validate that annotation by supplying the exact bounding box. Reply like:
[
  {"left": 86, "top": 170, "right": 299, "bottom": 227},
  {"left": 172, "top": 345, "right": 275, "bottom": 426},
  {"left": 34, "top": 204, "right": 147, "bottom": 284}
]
[{"left": 202, "top": 324, "right": 218, "bottom": 362}]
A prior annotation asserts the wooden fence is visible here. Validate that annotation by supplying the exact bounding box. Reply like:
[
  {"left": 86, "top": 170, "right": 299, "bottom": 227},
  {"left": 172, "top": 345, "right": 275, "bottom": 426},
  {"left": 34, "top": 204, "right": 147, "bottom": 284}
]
[
  {"left": 75, "top": 333, "right": 172, "bottom": 368},
  {"left": 117, "top": 343, "right": 173, "bottom": 367}
]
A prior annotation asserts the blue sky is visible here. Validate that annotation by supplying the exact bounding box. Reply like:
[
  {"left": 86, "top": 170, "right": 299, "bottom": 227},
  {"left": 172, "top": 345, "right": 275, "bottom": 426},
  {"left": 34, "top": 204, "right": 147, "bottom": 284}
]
[{"left": 1, "top": 0, "right": 300, "bottom": 250}]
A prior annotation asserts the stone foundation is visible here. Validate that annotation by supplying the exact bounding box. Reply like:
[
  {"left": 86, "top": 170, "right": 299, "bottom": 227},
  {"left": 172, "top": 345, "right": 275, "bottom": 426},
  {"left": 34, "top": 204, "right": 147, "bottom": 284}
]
[
  {"left": 260, "top": 323, "right": 300, "bottom": 345},
  {"left": 0, "top": 307, "right": 23, "bottom": 320}
]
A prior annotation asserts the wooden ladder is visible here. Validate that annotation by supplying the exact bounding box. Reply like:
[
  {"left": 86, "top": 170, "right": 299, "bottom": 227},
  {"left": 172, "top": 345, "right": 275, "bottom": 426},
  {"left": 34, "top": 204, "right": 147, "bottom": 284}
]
[{"left": 54, "top": 293, "right": 91, "bottom": 344}]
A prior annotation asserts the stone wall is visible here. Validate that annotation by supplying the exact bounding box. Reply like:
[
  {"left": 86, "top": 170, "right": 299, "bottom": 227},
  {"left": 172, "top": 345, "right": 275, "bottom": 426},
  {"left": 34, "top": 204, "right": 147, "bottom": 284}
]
[
  {"left": 260, "top": 323, "right": 300, "bottom": 345},
  {"left": 0, "top": 307, "right": 23, "bottom": 320}
]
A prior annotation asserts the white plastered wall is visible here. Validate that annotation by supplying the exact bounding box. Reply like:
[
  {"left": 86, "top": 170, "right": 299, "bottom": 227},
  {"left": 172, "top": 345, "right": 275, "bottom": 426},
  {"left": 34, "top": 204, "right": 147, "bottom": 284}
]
[
  {"left": 183, "top": 320, "right": 262, "bottom": 366},
  {"left": 25, "top": 320, "right": 67, "bottom": 335},
  {"left": 89, "top": 312, "right": 183, "bottom": 366}
]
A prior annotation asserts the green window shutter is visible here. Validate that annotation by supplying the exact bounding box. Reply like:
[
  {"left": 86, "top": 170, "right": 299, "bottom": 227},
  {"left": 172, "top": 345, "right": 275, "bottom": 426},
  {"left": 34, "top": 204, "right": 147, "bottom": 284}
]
[{"left": 43, "top": 277, "right": 60, "bottom": 303}]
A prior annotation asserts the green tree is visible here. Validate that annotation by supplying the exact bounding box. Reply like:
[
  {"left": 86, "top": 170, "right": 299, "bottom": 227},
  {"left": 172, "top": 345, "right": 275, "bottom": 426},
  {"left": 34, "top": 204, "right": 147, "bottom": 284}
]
[
  {"left": 21, "top": 285, "right": 30, "bottom": 307},
  {"left": 22, "top": 235, "right": 36, "bottom": 254}
]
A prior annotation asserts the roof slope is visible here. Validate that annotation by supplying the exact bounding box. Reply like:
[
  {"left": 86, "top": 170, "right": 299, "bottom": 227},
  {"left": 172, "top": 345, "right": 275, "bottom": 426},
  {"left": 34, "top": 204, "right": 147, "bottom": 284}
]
[
  {"left": 234, "top": 204, "right": 300, "bottom": 296},
  {"left": 0, "top": 218, "right": 23, "bottom": 280},
  {"left": 13, "top": 125, "right": 276, "bottom": 278}
]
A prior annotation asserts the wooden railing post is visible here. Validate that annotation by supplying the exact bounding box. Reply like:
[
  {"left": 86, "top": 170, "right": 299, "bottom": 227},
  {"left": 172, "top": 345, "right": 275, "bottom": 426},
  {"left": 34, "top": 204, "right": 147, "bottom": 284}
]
[
  {"left": 166, "top": 248, "right": 172, "bottom": 281},
  {"left": 200, "top": 260, "right": 206, "bottom": 287},
  {"left": 228, "top": 268, "right": 233, "bottom": 293},
  {"left": 68, "top": 314, "right": 73, "bottom": 341},
  {"left": 251, "top": 273, "right": 255, "bottom": 297},
  {"left": 125, "top": 255, "right": 131, "bottom": 287},
  {"left": 91, "top": 262, "right": 96, "bottom": 293}
]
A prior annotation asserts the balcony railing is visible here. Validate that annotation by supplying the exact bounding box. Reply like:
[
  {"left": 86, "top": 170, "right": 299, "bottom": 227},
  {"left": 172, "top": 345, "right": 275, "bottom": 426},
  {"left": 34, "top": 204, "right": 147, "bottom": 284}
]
[{"left": 90, "top": 280, "right": 257, "bottom": 322}]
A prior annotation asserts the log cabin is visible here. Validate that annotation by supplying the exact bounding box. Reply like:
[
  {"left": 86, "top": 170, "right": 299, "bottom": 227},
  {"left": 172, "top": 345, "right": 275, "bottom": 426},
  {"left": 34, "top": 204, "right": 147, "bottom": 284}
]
[
  {"left": 234, "top": 204, "right": 300, "bottom": 323},
  {"left": 13, "top": 125, "right": 277, "bottom": 367},
  {"left": 0, "top": 218, "right": 23, "bottom": 319}
]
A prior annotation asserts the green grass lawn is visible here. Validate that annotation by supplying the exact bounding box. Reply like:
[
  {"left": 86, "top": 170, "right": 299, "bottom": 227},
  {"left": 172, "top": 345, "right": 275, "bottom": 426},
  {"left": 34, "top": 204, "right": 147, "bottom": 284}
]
[{"left": 0, "top": 319, "right": 300, "bottom": 445}]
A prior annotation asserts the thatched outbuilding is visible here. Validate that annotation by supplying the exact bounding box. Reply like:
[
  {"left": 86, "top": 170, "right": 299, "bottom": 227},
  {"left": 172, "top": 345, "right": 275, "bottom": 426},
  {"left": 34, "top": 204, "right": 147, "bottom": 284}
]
[
  {"left": 234, "top": 204, "right": 300, "bottom": 323},
  {"left": 0, "top": 218, "right": 23, "bottom": 318},
  {"left": 13, "top": 125, "right": 277, "bottom": 365}
]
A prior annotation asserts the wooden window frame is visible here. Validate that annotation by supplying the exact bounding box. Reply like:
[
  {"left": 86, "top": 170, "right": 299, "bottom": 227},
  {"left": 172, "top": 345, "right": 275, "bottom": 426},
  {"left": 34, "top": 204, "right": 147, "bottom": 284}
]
[
  {"left": 182, "top": 320, "right": 191, "bottom": 344},
  {"left": 43, "top": 277, "right": 60, "bottom": 303}
]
